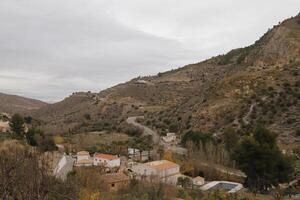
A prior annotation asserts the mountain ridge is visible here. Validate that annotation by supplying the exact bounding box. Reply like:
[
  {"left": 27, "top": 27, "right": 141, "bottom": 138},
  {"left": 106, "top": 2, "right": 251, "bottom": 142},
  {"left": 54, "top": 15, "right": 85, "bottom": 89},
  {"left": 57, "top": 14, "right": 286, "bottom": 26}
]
[
  {"left": 0, "top": 92, "right": 48, "bottom": 114},
  {"left": 24, "top": 14, "right": 300, "bottom": 149}
]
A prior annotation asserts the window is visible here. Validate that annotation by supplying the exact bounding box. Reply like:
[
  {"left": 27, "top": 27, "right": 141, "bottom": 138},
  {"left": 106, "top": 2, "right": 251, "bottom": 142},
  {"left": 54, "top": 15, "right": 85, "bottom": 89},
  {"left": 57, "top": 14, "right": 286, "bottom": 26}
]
[{"left": 111, "top": 183, "right": 115, "bottom": 187}]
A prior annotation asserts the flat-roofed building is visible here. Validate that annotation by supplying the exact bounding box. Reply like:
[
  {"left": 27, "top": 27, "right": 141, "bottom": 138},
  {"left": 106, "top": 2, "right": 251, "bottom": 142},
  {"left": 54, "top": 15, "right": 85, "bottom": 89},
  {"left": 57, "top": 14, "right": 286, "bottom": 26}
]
[
  {"left": 93, "top": 153, "right": 120, "bottom": 168},
  {"left": 75, "top": 151, "right": 93, "bottom": 167},
  {"left": 193, "top": 176, "right": 205, "bottom": 186},
  {"left": 132, "top": 160, "right": 181, "bottom": 185},
  {"left": 162, "top": 133, "right": 176, "bottom": 143}
]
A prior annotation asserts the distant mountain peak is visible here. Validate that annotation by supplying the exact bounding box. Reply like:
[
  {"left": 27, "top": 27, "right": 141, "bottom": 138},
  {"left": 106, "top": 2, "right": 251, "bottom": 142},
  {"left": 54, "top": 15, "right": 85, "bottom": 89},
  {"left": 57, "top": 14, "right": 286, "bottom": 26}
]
[{"left": 0, "top": 92, "right": 48, "bottom": 114}]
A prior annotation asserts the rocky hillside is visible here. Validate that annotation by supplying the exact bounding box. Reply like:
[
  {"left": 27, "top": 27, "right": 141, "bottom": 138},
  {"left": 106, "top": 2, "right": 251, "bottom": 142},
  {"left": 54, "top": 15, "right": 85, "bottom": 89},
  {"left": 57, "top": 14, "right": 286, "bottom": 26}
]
[
  {"left": 32, "top": 15, "right": 300, "bottom": 149},
  {"left": 0, "top": 92, "right": 48, "bottom": 115}
]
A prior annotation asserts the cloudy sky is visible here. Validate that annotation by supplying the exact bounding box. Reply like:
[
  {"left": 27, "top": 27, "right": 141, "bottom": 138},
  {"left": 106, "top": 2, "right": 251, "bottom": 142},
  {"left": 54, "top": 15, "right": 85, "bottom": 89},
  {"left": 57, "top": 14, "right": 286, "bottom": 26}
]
[{"left": 0, "top": 0, "right": 299, "bottom": 102}]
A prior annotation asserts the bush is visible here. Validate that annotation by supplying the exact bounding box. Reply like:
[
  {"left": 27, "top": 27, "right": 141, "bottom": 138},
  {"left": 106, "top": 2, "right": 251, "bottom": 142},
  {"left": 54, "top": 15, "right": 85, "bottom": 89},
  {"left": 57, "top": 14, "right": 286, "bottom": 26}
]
[
  {"left": 295, "top": 129, "right": 300, "bottom": 137},
  {"left": 181, "top": 130, "right": 212, "bottom": 148},
  {"left": 83, "top": 113, "right": 91, "bottom": 120},
  {"left": 169, "top": 123, "right": 179, "bottom": 133},
  {"left": 124, "top": 125, "right": 143, "bottom": 137},
  {"left": 9, "top": 113, "right": 25, "bottom": 136},
  {"left": 233, "top": 125, "right": 293, "bottom": 192}
]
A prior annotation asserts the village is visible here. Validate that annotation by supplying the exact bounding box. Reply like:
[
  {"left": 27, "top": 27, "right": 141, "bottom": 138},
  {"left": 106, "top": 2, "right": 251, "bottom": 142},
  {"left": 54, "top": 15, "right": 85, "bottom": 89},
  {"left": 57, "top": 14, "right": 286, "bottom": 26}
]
[
  {"left": 2, "top": 111, "right": 299, "bottom": 199},
  {"left": 53, "top": 127, "right": 243, "bottom": 194}
]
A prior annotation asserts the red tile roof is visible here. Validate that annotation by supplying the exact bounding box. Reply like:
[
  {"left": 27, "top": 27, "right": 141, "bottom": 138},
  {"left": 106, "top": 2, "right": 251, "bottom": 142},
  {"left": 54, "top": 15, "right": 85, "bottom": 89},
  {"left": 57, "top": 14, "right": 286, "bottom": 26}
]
[{"left": 95, "top": 153, "right": 119, "bottom": 160}]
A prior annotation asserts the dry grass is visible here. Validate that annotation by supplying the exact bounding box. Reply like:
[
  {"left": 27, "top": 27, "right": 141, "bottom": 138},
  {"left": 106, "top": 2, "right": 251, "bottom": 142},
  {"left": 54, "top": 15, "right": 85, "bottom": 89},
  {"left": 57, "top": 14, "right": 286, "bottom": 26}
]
[{"left": 71, "top": 131, "right": 131, "bottom": 151}]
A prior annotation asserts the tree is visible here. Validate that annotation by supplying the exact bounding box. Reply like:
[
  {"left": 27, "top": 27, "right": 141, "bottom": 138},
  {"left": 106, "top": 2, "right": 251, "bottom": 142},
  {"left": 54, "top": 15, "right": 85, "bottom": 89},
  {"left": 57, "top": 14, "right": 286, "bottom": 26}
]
[
  {"left": 0, "top": 147, "right": 77, "bottom": 199},
  {"left": 177, "top": 177, "right": 191, "bottom": 188},
  {"left": 34, "top": 130, "right": 58, "bottom": 152},
  {"left": 233, "top": 125, "right": 293, "bottom": 192},
  {"left": 181, "top": 130, "right": 213, "bottom": 149},
  {"left": 169, "top": 123, "right": 179, "bottom": 133},
  {"left": 26, "top": 128, "right": 37, "bottom": 146},
  {"left": 9, "top": 113, "right": 25, "bottom": 136},
  {"left": 24, "top": 116, "right": 33, "bottom": 124},
  {"left": 223, "top": 127, "right": 239, "bottom": 151}
]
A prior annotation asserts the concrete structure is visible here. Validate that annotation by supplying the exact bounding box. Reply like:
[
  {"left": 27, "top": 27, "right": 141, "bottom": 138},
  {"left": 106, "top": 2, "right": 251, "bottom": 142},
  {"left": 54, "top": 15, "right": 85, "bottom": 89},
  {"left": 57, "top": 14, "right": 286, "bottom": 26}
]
[
  {"left": 200, "top": 181, "right": 243, "bottom": 193},
  {"left": 128, "top": 148, "right": 140, "bottom": 156},
  {"left": 128, "top": 148, "right": 151, "bottom": 161},
  {"left": 101, "top": 173, "right": 130, "bottom": 191},
  {"left": 132, "top": 160, "right": 181, "bottom": 185},
  {"left": 193, "top": 176, "right": 205, "bottom": 186},
  {"left": 94, "top": 153, "right": 120, "bottom": 168},
  {"left": 54, "top": 154, "right": 74, "bottom": 180},
  {"left": 162, "top": 133, "right": 176, "bottom": 143},
  {"left": 75, "top": 151, "right": 93, "bottom": 167}
]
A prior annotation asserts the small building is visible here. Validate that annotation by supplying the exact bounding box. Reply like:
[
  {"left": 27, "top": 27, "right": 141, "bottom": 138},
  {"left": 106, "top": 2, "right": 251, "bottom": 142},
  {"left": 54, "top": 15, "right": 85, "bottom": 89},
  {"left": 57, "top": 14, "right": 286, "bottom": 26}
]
[
  {"left": 101, "top": 173, "right": 130, "bottom": 191},
  {"left": 94, "top": 153, "right": 120, "bottom": 168},
  {"left": 132, "top": 160, "right": 181, "bottom": 185},
  {"left": 0, "top": 121, "right": 10, "bottom": 133},
  {"left": 128, "top": 148, "right": 140, "bottom": 156},
  {"left": 128, "top": 148, "right": 151, "bottom": 161},
  {"left": 75, "top": 151, "right": 93, "bottom": 167},
  {"left": 162, "top": 133, "right": 176, "bottom": 143},
  {"left": 193, "top": 176, "right": 205, "bottom": 186}
]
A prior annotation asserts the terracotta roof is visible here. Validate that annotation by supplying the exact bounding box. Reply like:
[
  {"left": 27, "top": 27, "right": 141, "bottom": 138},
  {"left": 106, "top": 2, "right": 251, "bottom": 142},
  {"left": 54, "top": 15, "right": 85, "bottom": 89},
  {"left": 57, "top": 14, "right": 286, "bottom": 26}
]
[
  {"left": 77, "top": 151, "right": 90, "bottom": 156},
  {"left": 101, "top": 173, "right": 129, "bottom": 183},
  {"left": 95, "top": 153, "right": 119, "bottom": 160},
  {"left": 145, "top": 160, "right": 179, "bottom": 171}
]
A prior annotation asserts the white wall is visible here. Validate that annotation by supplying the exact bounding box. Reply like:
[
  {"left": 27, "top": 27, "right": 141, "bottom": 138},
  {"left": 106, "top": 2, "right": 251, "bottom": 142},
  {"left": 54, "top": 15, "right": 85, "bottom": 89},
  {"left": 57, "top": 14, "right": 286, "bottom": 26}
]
[
  {"left": 94, "top": 157, "right": 120, "bottom": 168},
  {"left": 132, "top": 164, "right": 180, "bottom": 185},
  {"left": 77, "top": 155, "right": 89, "bottom": 161}
]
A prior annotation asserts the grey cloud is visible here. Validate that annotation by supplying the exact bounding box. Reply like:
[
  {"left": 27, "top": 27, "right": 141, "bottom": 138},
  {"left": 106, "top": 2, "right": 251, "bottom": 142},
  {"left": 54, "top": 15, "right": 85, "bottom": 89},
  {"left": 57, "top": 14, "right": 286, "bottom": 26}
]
[{"left": 0, "top": 0, "right": 299, "bottom": 102}]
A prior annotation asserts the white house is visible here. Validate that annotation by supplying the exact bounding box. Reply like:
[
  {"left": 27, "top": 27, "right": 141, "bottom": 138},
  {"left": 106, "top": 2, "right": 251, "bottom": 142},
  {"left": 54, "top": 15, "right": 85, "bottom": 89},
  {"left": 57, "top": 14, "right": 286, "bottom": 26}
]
[
  {"left": 131, "top": 160, "right": 181, "bottom": 185},
  {"left": 75, "top": 151, "right": 93, "bottom": 167},
  {"left": 193, "top": 176, "right": 205, "bottom": 186},
  {"left": 93, "top": 153, "right": 120, "bottom": 168},
  {"left": 162, "top": 133, "right": 176, "bottom": 143}
]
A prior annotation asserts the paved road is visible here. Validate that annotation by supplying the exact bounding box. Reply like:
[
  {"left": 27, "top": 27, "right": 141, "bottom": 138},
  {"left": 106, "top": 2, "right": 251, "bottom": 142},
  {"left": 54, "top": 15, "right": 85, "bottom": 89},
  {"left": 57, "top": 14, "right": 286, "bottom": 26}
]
[
  {"left": 126, "top": 116, "right": 245, "bottom": 178},
  {"left": 127, "top": 116, "right": 188, "bottom": 155},
  {"left": 126, "top": 116, "right": 160, "bottom": 144}
]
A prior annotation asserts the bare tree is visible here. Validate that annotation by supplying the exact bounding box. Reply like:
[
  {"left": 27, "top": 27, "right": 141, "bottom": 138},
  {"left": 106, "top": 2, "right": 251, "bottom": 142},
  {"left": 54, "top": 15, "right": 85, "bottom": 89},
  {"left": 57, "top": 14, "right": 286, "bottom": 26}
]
[{"left": 0, "top": 146, "right": 78, "bottom": 200}]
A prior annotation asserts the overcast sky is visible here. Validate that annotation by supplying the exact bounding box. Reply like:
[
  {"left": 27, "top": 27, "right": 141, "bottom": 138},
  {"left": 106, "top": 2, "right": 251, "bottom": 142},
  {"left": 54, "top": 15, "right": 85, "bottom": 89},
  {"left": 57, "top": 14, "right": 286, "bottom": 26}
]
[{"left": 0, "top": 0, "right": 299, "bottom": 102}]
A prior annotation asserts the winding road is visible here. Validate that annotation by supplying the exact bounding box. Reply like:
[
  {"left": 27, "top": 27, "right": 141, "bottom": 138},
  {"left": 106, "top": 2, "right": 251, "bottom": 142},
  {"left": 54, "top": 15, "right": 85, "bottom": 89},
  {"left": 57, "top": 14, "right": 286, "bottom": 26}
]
[
  {"left": 126, "top": 116, "right": 160, "bottom": 144},
  {"left": 126, "top": 116, "right": 186, "bottom": 155},
  {"left": 126, "top": 116, "right": 246, "bottom": 178}
]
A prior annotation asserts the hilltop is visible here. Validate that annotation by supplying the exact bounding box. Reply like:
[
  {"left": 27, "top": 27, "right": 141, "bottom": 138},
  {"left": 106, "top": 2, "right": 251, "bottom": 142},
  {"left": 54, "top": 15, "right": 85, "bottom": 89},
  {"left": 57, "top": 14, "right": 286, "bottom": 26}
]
[
  {"left": 32, "top": 15, "right": 300, "bottom": 149},
  {"left": 0, "top": 92, "right": 48, "bottom": 115}
]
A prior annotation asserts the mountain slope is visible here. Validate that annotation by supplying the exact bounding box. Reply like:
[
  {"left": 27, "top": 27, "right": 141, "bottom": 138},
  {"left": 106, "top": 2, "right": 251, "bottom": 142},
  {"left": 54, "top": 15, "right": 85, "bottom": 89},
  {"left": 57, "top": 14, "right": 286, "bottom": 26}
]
[
  {"left": 0, "top": 92, "right": 48, "bottom": 114},
  {"left": 32, "top": 15, "right": 300, "bottom": 149}
]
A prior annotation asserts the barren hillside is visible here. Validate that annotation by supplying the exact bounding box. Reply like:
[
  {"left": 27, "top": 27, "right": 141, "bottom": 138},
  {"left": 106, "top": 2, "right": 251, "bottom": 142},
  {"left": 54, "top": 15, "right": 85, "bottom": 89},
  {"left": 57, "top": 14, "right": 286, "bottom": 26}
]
[
  {"left": 0, "top": 93, "right": 48, "bottom": 115},
  {"left": 32, "top": 15, "right": 300, "bottom": 149}
]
